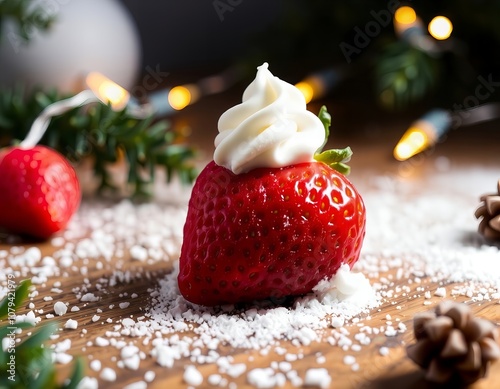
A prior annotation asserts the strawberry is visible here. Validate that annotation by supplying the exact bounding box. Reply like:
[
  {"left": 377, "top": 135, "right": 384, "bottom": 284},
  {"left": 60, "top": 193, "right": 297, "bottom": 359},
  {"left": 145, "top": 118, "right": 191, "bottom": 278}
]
[
  {"left": 178, "top": 107, "right": 366, "bottom": 306},
  {"left": 0, "top": 145, "right": 81, "bottom": 240}
]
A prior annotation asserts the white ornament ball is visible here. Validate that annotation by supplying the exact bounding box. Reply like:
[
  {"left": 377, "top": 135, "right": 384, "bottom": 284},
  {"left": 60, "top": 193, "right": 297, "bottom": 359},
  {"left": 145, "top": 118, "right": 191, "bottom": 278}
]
[{"left": 0, "top": 0, "right": 141, "bottom": 92}]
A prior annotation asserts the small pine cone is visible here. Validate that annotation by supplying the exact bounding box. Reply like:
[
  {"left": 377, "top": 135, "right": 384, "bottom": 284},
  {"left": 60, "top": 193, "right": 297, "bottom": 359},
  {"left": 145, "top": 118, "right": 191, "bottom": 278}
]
[
  {"left": 406, "top": 300, "right": 500, "bottom": 385},
  {"left": 475, "top": 180, "right": 500, "bottom": 241}
]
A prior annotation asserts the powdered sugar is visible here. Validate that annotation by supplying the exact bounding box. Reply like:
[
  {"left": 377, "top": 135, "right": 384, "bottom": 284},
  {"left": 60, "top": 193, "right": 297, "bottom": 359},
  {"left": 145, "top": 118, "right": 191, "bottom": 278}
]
[
  {"left": 303, "top": 368, "right": 331, "bottom": 389},
  {"left": 1, "top": 166, "right": 499, "bottom": 387},
  {"left": 143, "top": 261, "right": 378, "bottom": 351},
  {"left": 183, "top": 365, "right": 203, "bottom": 386},
  {"left": 359, "top": 167, "right": 500, "bottom": 286}
]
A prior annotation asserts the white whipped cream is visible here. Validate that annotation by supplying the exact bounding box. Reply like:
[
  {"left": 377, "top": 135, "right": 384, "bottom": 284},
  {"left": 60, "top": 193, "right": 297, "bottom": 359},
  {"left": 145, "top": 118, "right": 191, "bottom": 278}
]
[{"left": 214, "top": 63, "right": 325, "bottom": 174}]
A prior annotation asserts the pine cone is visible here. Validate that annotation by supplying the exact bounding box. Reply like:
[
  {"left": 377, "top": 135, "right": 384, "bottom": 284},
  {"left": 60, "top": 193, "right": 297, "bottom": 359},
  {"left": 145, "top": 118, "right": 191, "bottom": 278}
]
[
  {"left": 406, "top": 301, "right": 500, "bottom": 385},
  {"left": 475, "top": 180, "right": 500, "bottom": 241}
]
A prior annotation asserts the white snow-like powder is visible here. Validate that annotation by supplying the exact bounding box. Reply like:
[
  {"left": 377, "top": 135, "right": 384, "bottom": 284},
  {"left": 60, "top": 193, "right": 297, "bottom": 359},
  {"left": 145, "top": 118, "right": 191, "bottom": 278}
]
[
  {"left": 313, "top": 264, "right": 374, "bottom": 306},
  {"left": 55, "top": 352, "right": 73, "bottom": 364},
  {"left": 90, "top": 359, "right": 101, "bottom": 372},
  {"left": 130, "top": 245, "right": 148, "bottom": 262},
  {"left": 359, "top": 168, "right": 500, "bottom": 285},
  {"left": 435, "top": 287, "right": 446, "bottom": 297},
  {"left": 144, "top": 261, "right": 379, "bottom": 350},
  {"left": 247, "top": 368, "right": 285, "bottom": 389},
  {"left": 54, "top": 301, "right": 68, "bottom": 316},
  {"left": 184, "top": 365, "right": 203, "bottom": 386},
  {"left": 100, "top": 367, "right": 116, "bottom": 382},
  {"left": 64, "top": 319, "right": 78, "bottom": 329},
  {"left": 304, "top": 368, "right": 331, "bottom": 389},
  {"left": 3, "top": 166, "right": 500, "bottom": 388},
  {"left": 144, "top": 371, "right": 155, "bottom": 382},
  {"left": 123, "top": 382, "right": 147, "bottom": 389},
  {"left": 75, "top": 377, "right": 98, "bottom": 389}
]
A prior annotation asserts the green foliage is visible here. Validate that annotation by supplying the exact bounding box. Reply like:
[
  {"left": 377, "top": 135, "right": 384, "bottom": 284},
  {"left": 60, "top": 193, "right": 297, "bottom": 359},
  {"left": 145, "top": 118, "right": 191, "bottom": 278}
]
[
  {"left": 314, "top": 106, "right": 352, "bottom": 175},
  {"left": 0, "top": 280, "right": 30, "bottom": 319},
  {"left": 0, "top": 0, "right": 53, "bottom": 44},
  {"left": 245, "top": 0, "right": 500, "bottom": 111},
  {"left": 0, "top": 87, "right": 197, "bottom": 197},
  {"left": 375, "top": 41, "right": 439, "bottom": 110},
  {"left": 316, "top": 105, "right": 331, "bottom": 153},
  {"left": 0, "top": 281, "right": 84, "bottom": 389}
]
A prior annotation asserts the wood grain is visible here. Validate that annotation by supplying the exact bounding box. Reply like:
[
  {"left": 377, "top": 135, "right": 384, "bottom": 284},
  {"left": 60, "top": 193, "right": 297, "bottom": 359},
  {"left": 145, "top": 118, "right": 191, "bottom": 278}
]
[
  {"left": 2, "top": 237, "right": 499, "bottom": 389},
  {"left": 2, "top": 98, "right": 500, "bottom": 388}
]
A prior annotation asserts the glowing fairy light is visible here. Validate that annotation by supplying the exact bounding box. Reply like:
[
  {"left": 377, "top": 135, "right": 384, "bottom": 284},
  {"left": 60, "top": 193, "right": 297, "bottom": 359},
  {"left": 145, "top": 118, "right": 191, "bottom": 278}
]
[
  {"left": 168, "top": 84, "right": 201, "bottom": 111},
  {"left": 86, "top": 72, "right": 130, "bottom": 110},
  {"left": 168, "top": 86, "right": 191, "bottom": 110},
  {"left": 295, "top": 81, "right": 315, "bottom": 104},
  {"left": 21, "top": 72, "right": 156, "bottom": 148},
  {"left": 428, "top": 16, "right": 453, "bottom": 40},
  {"left": 393, "top": 6, "right": 424, "bottom": 39},
  {"left": 394, "top": 6, "right": 417, "bottom": 25},
  {"left": 20, "top": 66, "right": 243, "bottom": 149},
  {"left": 294, "top": 69, "right": 341, "bottom": 104},
  {"left": 394, "top": 109, "right": 451, "bottom": 161},
  {"left": 394, "top": 127, "right": 431, "bottom": 161}
]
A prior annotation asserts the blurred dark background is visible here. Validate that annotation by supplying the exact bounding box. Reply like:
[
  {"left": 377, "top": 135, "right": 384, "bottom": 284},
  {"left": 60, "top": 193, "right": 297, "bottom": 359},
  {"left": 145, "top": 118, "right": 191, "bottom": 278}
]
[
  {"left": 120, "top": 0, "right": 282, "bottom": 72},
  {"left": 118, "top": 0, "right": 500, "bottom": 127},
  {"left": 3, "top": 0, "right": 500, "bottom": 112},
  {"left": 1, "top": 0, "right": 499, "bottom": 163},
  {"left": 118, "top": 0, "right": 500, "bottom": 144},
  {"left": 119, "top": 1, "right": 500, "bottom": 74}
]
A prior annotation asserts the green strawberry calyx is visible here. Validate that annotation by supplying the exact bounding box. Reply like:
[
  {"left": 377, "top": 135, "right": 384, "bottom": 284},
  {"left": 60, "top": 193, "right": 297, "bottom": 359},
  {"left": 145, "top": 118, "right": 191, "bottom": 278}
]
[{"left": 314, "top": 106, "right": 352, "bottom": 175}]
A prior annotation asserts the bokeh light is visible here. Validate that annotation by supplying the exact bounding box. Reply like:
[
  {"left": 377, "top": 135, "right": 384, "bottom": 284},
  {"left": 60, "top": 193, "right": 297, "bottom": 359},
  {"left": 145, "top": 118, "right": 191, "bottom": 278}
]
[
  {"left": 86, "top": 72, "right": 130, "bottom": 110},
  {"left": 295, "top": 81, "right": 314, "bottom": 104},
  {"left": 428, "top": 16, "right": 453, "bottom": 40},
  {"left": 394, "top": 6, "right": 417, "bottom": 25},
  {"left": 168, "top": 86, "right": 192, "bottom": 110},
  {"left": 394, "top": 127, "right": 430, "bottom": 161}
]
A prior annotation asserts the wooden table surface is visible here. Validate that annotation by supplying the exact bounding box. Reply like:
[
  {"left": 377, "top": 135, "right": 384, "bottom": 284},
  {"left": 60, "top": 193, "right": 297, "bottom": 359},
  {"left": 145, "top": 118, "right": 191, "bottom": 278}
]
[{"left": 1, "top": 97, "right": 500, "bottom": 389}]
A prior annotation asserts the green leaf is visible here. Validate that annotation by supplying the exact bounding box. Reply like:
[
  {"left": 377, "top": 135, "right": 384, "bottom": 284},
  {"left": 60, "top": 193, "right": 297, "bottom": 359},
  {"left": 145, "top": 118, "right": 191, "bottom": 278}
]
[
  {"left": 0, "top": 279, "right": 32, "bottom": 319},
  {"left": 146, "top": 121, "right": 169, "bottom": 140},
  {"left": 17, "top": 322, "right": 58, "bottom": 351},
  {"left": 63, "top": 357, "right": 85, "bottom": 389},
  {"left": 28, "top": 351, "right": 57, "bottom": 389},
  {"left": 314, "top": 147, "right": 352, "bottom": 175},
  {"left": 0, "top": 86, "right": 197, "bottom": 197},
  {"left": 0, "top": 273, "right": 85, "bottom": 389},
  {"left": 0, "top": 322, "right": 33, "bottom": 340},
  {"left": 330, "top": 162, "right": 350, "bottom": 175},
  {"left": 315, "top": 147, "right": 352, "bottom": 164},
  {"left": 316, "top": 105, "right": 331, "bottom": 153},
  {"left": 312, "top": 107, "right": 353, "bottom": 175}
]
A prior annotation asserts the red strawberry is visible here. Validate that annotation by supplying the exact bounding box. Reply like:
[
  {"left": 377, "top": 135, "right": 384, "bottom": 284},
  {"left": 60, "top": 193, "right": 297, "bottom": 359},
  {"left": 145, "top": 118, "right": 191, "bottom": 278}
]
[
  {"left": 0, "top": 145, "right": 81, "bottom": 240},
  {"left": 178, "top": 107, "right": 366, "bottom": 306}
]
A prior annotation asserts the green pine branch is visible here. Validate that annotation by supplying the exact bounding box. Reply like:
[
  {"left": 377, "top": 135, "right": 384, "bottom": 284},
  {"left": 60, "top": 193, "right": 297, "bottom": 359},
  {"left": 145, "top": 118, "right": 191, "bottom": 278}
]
[
  {"left": 375, "top": 41, "right": 440, "bottom": 110},
  {"left": 0, "top": 0, "right": 54, "bottom": 44},
  {"left": 0, "top": 87, "right": 197, "bottom": 197},
  {"left": 0, "top": 280, "right": 84, "bottom": 388}
]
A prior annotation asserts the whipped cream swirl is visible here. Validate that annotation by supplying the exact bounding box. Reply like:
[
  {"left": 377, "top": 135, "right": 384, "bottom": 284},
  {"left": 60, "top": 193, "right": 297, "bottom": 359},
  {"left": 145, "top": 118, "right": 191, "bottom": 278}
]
[{"left": 214, "top": 63, "right": 325, "bottom": 174}]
